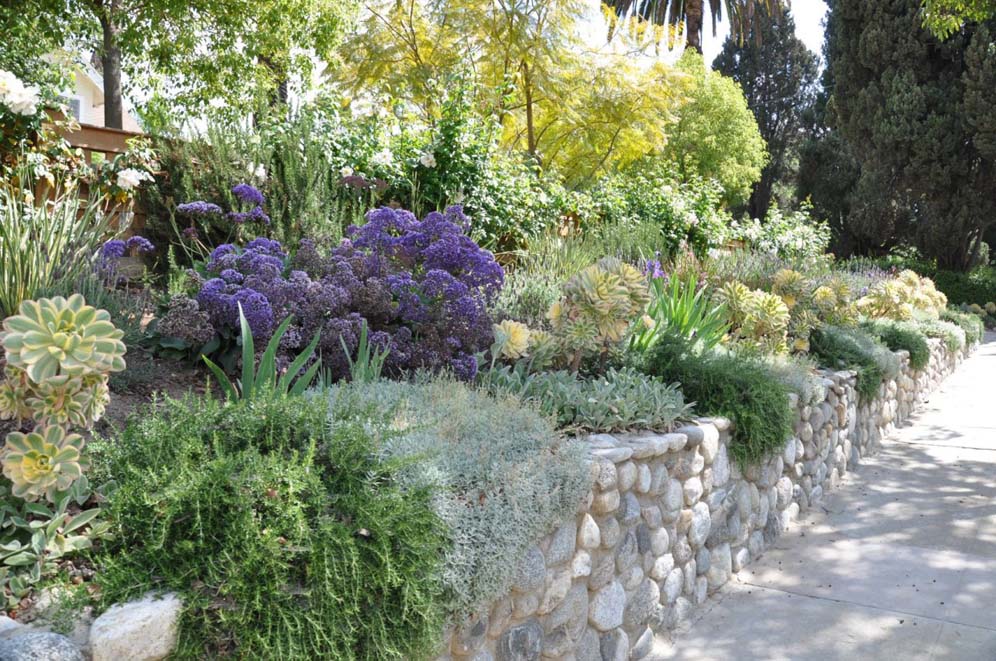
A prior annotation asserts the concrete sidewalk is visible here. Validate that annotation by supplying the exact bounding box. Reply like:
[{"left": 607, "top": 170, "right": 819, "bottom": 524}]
[{"left": 658, "top": 334, "right": 996, "bottom": 660}]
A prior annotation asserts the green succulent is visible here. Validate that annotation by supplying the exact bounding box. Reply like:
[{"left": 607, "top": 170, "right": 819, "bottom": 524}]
[
  {"left": 716, "top": 280, "right": 753, "bottom": 328},
  {"left": 1, "top": 425, "right": 89, "bottom": 503},
  {"left": 549, "top": 257, "right": 651, "bottom": 370},
  {"left": 0, "top": 368, "right": 31, "bottom": 422},
  {"left": 743, "top": 291, "right": 790, "bottom": 352},
  {"left": 772, "top": 269, "right": 808, "bottom": 309},
  {"left": 80, "top": 374, "right": 110, "bottom": 424},
  {"left": 2, "top": 294, "right": 126, "bottom": 383},
  {"left": 24, "top": 375, "right": 92, "bottom": 428}
]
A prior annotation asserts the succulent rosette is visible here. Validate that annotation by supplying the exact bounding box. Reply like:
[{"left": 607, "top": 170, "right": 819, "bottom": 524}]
[
  {"left": 0, "top": 367, "right": 31, "bottom": 422},
  {"left": 1, "top": 425, "right": 89, "bottom": 502},
  {"left": 24, "top": 375, "right": 91, "bottom": 427},
  {"left": 2, "top": 294, "right": 126, "bottom": 382}
]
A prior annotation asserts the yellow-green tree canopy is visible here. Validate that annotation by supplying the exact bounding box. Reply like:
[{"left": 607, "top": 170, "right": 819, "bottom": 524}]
[
  {"left": 922, "top": 0, "right": 996, "bottom": 38},
  {"left": 657, "top": 53, "right": 767, "bottom": 205},
  {"left": 340, "top": 1, "right": 688, "bottom": 184}
]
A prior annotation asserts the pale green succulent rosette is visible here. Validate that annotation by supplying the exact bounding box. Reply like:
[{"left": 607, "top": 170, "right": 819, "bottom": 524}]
[
  {"left": 25, "top": 374, "right": 92, "bottom": 428},
  {"left": 2, "top": 294, "right": 126, "bottom": 383},
  {"left": 1, "top": 425, "right": 89, "bottom": 503}
]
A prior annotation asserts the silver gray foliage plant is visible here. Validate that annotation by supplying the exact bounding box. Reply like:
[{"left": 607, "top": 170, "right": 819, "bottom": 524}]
[{"left": 324, "top": 377, "right": 591, "bottom": 618}]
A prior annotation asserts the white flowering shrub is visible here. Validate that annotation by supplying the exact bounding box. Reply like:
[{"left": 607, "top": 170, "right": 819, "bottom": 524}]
[{"left": 730, "top": 202, "right": 832, "bottom": 260}]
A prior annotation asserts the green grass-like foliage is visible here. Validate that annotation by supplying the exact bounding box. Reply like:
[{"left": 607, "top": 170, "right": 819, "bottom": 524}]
[
  {"left": 644, "top": 335, "right": 793, "bottom": 465},
  {"left": 940, "top": 308, "right": 984, "bottom": 345},
  {"left": 326, "top": 379, "right": 589, "bottom": 616},
  {"left": 629, "top": 271, "right": 730, "bottom": 355},
  {"left": 480, "top": 365, "right": 690, "bottom": 432},
  {"left": 203, "top": 307, "right": 321, "bottom": 401},
  {"left": 810, "top": 326, "right": 900, "bottom": 402},
  {"left": 89, "top": 395, "right": 446, "bottom": 660},
  {"left": 0, "top": 171, "right": 117, "bottom": 318},
  {"left": 861, "top": 319, "right": 930, "bottom": 371},
  {"left": 915, "top": 317, "right": 966, "bottom": 353}
]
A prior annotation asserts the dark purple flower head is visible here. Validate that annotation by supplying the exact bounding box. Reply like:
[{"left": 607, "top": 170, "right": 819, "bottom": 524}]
[
  {"left": 449, "top": 354, "right": 478, "bottom": 381},
  {"left": 219, "top": 269, "right": 244, "bottom": 284},
  {"left": 177, "top": 201, "right": 223, "bottom": 217},
  {"left": 232, "top": 183, "right": 265, "bottom": 206},
  {"left": 126, "top": 236, "right": 155, "bottom": 254},
  {"left": 232, "top": 288, "right": 274, "bottom": 338},
  {"left": 100, "top": 240, "right": 126, "bottom": 260},
  {"left": 182, "top": 226, "right": 199, "bottom": 240},
  {"left": 227, "top": 206, "right": 271, "bottom": 225}
]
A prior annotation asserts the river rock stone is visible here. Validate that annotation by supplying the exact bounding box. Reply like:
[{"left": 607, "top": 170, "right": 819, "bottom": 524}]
[
  {"left": 588, "top": 581, "right": 625, "bottom": 631},
  {"left": 496, "top": 620, "right": 543, "bottom": 661},
  {"left": 90, "top": 593, "right": 181, "bottom": 661},
  {"left": 0, "top": 632, "right": 83, "bottom": 661},
  {"left": 687, "top": 502, "right": 711, "bottom": 547}
]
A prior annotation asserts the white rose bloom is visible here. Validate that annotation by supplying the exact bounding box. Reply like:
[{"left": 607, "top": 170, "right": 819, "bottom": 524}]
[
  {"left": 0, "top": 70, "right": 40, "bottom": 116},
  {"left": 340, "top": 166, "right": 354, "bottom": 177},
  {"left": 116, "top": 168, "right": 151, "bottom": 191},
  {"left": 371, "top": 149, "right": 392, "bottom": 166},
  {"left": 419, "top": 152, "right": 437, "bottom": 168},
  {"left": 0, "top": 70, "right": 19, "bottom": 99},
  {"left": 7, "top": 85, "right": 40, "bottom": 116}
]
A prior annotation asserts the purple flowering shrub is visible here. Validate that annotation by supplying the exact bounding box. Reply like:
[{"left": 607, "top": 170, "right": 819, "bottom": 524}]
[{"left": 166, "top": 206, "right": 503, "bottom": 380}]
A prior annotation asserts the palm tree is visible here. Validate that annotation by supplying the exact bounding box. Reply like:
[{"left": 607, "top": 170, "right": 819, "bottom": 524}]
[{"left": 604, "top": 0, "right": 784, "bottom": 53}]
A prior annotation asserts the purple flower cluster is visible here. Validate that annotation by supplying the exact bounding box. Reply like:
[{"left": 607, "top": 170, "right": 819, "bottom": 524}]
[
  {"left": 97, "top": 236, "right": 156, "bottom": 280},
  {"left": 181, "top": 205, "right": 503, "bottom": 381},
  {"left": 232, "top": 183, "right": 265, "bottom": 206},
  {"left": 644, "top": 251, "right": 666, "bottom": 280},
  {"left": 177, "top": 201, "right": 223, "bottom": 217}
]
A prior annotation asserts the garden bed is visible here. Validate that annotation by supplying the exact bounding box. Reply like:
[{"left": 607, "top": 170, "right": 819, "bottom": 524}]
[{"left": 429, "top": 337, "right": 969, "bottom": 661}]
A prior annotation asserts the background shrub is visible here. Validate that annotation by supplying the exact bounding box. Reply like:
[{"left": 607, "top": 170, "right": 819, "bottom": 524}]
[
  {"left": 861, "top": 319, "right": 930, "bottom": 371},
  {"left": 326, "top": 378, "right": 589, "bottom": 616},
  {"left": 89, "top": 395, "right": 446, "bottom": 660},
  {"left": 810, "top": 326, "right": 900, "bottom": 401},
  {"left": 643, "top": 335, "right": 793, "bottom": 464}
]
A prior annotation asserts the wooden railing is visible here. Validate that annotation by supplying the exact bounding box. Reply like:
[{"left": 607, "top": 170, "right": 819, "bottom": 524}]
[{"left": 45, "top": 110, "right": 150, "bottom": 234}]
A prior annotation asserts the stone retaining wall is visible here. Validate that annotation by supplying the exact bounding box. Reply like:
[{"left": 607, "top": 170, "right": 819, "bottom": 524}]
[{"left": 437, "top": 338, "right": 969, "bottom": 661}]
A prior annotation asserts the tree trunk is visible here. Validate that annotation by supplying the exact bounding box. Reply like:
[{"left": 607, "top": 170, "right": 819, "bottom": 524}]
[
  {"left": 686, "top": 0, "right": 704, "bottom": 54},
  {"left": 99, "top": 3, "right": 124, "bottom": 129},
  {"left": 521, "top": 60, "right": 538, "bottom": 161},
  {"left": 748, "top": 165, "right": 776, "bottom": 221}
]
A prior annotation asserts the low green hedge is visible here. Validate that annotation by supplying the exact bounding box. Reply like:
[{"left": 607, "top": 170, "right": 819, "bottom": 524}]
[
  {"left": 861, "top": 319, "right": 930, "bottom": 371},
  {"left": 810, "top": 326, "right": 900, "bottom": 402},
  {"left": 643, "top": 335, "right": 793, "bottom": 465}
]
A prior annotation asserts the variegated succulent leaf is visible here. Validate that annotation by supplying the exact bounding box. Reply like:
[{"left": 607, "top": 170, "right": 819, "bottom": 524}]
[
  {"left": 2, "top": 294, "right": 126, "bottom": 383},
  {"left": 1, "top": 425, "right": 89, "bottom": 503}
]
